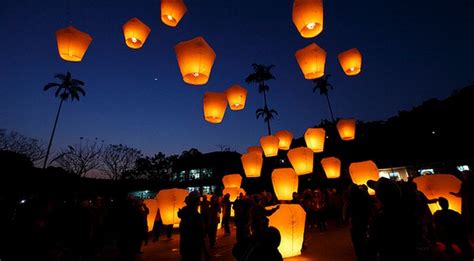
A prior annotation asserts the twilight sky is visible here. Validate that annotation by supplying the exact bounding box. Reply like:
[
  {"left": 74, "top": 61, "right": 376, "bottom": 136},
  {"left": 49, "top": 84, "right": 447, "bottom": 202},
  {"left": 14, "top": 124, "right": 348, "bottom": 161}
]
[{"left": 1, "top": 0, "right": 473, "bottom": 156}]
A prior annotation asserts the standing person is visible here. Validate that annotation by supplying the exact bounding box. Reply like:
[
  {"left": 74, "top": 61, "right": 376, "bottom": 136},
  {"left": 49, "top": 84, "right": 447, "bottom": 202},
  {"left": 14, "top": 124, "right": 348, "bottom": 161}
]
[
  {"left": 233, "top": 193, "right": 249, "bottom": 243},
  {"left": 178, "top": 192, "right": 208, "bottom": 261},
  {"left": 208, "top": 195, "right": 221, "bottom": 248},
  {"left": 200, "top": 195, "right": 211, "bottom": 239},
  {"left": 139, "top": 200, "right": 149, "bottom": 246},
  {"left": 222, "top": 194, "right": 232, "bottom": 235},
  {"left": 451, "top": 170, "right": 474, "bottom": 237}
]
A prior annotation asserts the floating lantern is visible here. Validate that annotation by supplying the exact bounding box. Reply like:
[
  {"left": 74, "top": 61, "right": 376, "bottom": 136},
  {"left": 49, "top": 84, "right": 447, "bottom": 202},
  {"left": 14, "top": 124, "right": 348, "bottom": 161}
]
[
  {"left": 272, "top": 168, "right": 299, "bottom": 201},
  {"left": 321, "top": 157, "right": 341, "bottom": 179},
  {"left": 241, "top": 152, "right": 263, "bottom": 178},
  {"left": 292, "top": 0, "right": 324, "bottom": 38},
  {"left": 222, "top": 187, "right": 246, "bottom": 202},
  {"left": 275, "top": 130, "right": 293, "bottom": 150},
  {"left": 122, "top": 17, "right": 151, "bottom": 49},
  {"left": 287, "top": 147, "right": 313, "bottom": 175},
  {"left": 175, "top": 37, "right": 216, "bottom": 85},
  {"left": 304, "top": 128, "right": 325, "bottom": 153},
  {"left": 247, "top": 146, "right": 263, "bottom": 157},
  {"left": 203, "top": 92, "right": 227, "bottom": 123},
  {"left": 349, "top": 160, "right": 379, "bottom": 195},
  {"left": 143, "top": 199, "right": 159, "bottom": 231},
  {"left": 260, "top": 135, "right": 280, "bottom": 157},
  {"left": 222, "top": 174, "right": 242, "bottom": 188},
  {"left": 226, "top": 84, "right": 247, "bottom": 111},
  {"left": 55, "top": 26, "right": 92, "bottom": 62},
  {"left": 337, "top": 119, "right": 356, "bottom": 141},
  {"left": 295, "top": 43, "right": 326, "bottom": 80},
  {"left": 267, "top": 204, "right": 306, "bottom": 258},
  {"left": 414, "top": 174, "right": 462, "bottom": 214},
  {"left": 338, "top": 48, "right": 362, "bottom": 76},
  {"left": 156, "top": 188, "right": 189, "bottom": 225},
  {"left": 161, "top": 0, "right": 187, "bottom": 27}
]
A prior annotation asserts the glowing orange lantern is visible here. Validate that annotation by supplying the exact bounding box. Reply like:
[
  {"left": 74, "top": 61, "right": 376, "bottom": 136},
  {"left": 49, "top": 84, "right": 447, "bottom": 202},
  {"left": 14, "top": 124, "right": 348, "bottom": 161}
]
[
  {"left": 414, "top": 174, "right": 462, "bottom": 214},
  {"left": 161, "top": 0, "right": 187, "bottom": 27},
  {"left": 143, "top": 199, "right": 158, "bottom": 231},
  {"left": 304, "top": 128, "right": 325, "bottom": 153},
  {"left": 292, "top": 0, "right": 323, "bottom": 38},
  {"left": 55, "top": 26, "right": 92, "bottom": 62},
  {"left": 247, "top": 146, "right": 263, "bottom": 157},
  {"left": 156, "top": 188, "right": 189, "bottom": 225},
  {"left": 275, "top": 130, "right": 293, "bottom": 150},
  {"left": 321, "top": 157, "right": 341, "bottom": 179},
  {"left": 175, "top": 37, "right": 216, "bottom": 85},
  {"left": 287, "top": 147, "right": 313, "bottom": 175},
  {"left": 122, "top": 18, "right": 151, "bottom": 49},
  {"left": 222, "top": 187, "right": 246, "bottom": 202},
  {"left": 349, "top": 160, "right": 379, "bottom": 195},
  {"left": 203, "top": 92, "right": 227, "bottom": 124},
  {"left": 241, "top": 152, "right": 263, "bottom": 178},
  {"left": 260, "top": 135, "right": 279, "bottom": 157},
  {"left": 295, "top": 43, "right": 326, "bottom": 80},
  {"left": 338, "top": 48, "right": 362, "bottom": 76},
  {"left": 225, "top": 84, "right": 247, "bottom": 111},
  {"left": 337, "top": 118, "right": 356, "bottom": 141},
  {"left": 222, "top": 174, "right": 242, "bottom": 188},
  {"left": 267, "top": 204, "right": 306, "bottom": 258},
  {"left": 272, "top": 168, "right": 299, "bottom": 201}
]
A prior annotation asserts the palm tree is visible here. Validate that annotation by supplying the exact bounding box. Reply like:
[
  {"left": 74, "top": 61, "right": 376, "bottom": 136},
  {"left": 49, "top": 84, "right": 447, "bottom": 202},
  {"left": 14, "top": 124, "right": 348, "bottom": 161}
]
[
  {"left": 313, "top": 74, "right": 335, "bottom": 122},
  {"left": 245, "top": 64, "right": 278, "bottom": 135},
  {"left": 42, "top": 72, "right": 85, "bottom": 168}
]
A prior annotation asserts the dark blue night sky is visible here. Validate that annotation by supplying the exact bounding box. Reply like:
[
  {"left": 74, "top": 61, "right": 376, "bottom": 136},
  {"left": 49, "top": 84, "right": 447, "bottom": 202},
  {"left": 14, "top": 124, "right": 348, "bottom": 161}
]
[{"left": 1, "top": 0, "right": 473, "bottom": 156}]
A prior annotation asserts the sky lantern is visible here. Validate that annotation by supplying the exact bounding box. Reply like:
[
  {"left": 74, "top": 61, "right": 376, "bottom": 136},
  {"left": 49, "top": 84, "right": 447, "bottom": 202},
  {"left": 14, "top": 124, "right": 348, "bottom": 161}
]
[
  {"left": 414, "top": 174, "right": 462, "bottom": 214},
  {"left": 272, "top": 168, "right": 299, "bottom": 201},
  {"left": 226, "top": 84, "right": 248, "bottom": 111},
  {"left": 304, "top": 128, "right": 325, "bottom": 153},
  {"left": 321, "top": 157, "right": 341, "bottom": 179},
  {"left": 174, "top": 37, "right": 216, "bottom": 85},
  {"left": 275, "top": 130, "right": 293, "bottom": 150},
  {"left": 267, "top": 204, "right": 306, "bottom": 258},
  {"left": 222, "top": 187, "right": 246, "bottom": 202},
  {"left": 349, "top": 160, "right": 379, "bottom": 195},
  {"left": 156, "top": 188, "right": 189, "bottom": 225},
  {"left": 337, "top": 118, "right": 356, "bottom": 141},
  {"left": 295, "top": 43, "right": 326, "bottom": 80},
  {"left": 161, "top": 0, "right": 187, "bottom": 27},
  {"left": 287, "top": 147, "right": 313, "bottom": 175},
  {"left": 143, "top": 199, "right": 159, "bottom": 231},
  {"left": 203, "top": 92, "right": 227, "bottom": 124},
  {"left": 247, "top": 146, "right": 263, "bottom": 157},
  {"left": 241, "top": 152, "right": 263, "bottom": 178},
  {"left": 55, "top": 26, "right": 92, "bottom": 62},
  {"left": 260, "top": 135, "right": 280, "bottom": 157},
  {"left": 292, "top": 0, "right": 324, "bottom": 38},
  {"left": 122, "top": 18, "right": 151, "bottom": 49},
  {"left": 222, "top": 174, "right": 242, "bottom": 188},
  {"left": 338, "top": 48, "right": 362, "bottom": 76}
]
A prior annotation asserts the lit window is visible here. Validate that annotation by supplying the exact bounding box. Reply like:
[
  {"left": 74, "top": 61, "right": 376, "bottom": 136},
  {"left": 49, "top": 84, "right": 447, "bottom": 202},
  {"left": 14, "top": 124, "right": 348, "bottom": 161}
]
[{"left": 457, "top": 165, "right": 470, "bottom": 172}]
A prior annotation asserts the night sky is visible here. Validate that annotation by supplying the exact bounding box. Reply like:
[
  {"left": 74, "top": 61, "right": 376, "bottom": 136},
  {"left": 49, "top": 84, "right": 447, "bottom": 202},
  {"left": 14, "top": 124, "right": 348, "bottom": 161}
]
[{"left": 1, "top": 0, "right": 473, "bottom": 156}]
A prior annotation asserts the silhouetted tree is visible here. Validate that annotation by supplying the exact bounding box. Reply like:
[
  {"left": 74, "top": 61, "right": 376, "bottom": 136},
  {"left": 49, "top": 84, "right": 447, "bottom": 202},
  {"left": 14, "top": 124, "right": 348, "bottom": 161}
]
[
  {"left": 125, "top": 152, "right": 178, "bottom": 182},
  {"left": 55, "top": 137, "right": 103, "bottom": 177},
  {"left": 0, "top": 129, "right": 45, "bottom": 165},
  {"left": 313, "top": 74, "right": 335, "bottom": 122},
  {"left": 102, "top": 144, "right": 141, "bottom": 180}
]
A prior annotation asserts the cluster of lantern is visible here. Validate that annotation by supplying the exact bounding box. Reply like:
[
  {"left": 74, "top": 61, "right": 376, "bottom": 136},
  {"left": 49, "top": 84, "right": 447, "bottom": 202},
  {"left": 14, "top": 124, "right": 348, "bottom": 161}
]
[
  {"left": 156, "top": 188, "right": 189, "bottom": 225},
  {"left": 202, "top": 84, "right": 248, "bottom": 124},
  {"left": 349, "top": 160, "right": 380, "bottom": 195},
  {"left": 272, "top": 168, "right": 299, "bottom": 201},
  {"left": 414, "top": 174, "right": 462, "bottom": 214}
]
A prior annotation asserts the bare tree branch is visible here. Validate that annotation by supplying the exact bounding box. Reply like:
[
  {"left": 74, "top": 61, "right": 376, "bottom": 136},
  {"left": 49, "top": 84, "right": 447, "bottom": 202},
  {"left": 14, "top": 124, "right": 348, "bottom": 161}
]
[
  {"left": 0, "top": 129, "right": 46, "bottom": 166},
  {"left": 102, "top": 144, "right": 141, "bottom": 180},
  {"left": 55, "top": 138, "right": 103, "bottom": 177}
]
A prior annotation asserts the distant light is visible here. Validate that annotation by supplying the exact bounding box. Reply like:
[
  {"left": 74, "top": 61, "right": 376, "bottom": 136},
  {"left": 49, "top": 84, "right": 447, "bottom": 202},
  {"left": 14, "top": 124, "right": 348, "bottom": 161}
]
[
  {"left": 144, "top": 190, "right": 149, "bottom": 193},
  {"left": 167, "top": 15, "right": 174, "bottom": 21},
  {"left": 326, "top": 136, "right": 329, "bottom": 139},
  {"left": 20, "top": 199, "right": 26, "bottom": 204},
  {"left": 432, "top": 131, "right": 436, "bottom": 134},
  {"left": 306, "top": 22, "right": 316, "bottom": 30},
  {"left": 154, "top": 78, "right": 158, "bottom": 81}
]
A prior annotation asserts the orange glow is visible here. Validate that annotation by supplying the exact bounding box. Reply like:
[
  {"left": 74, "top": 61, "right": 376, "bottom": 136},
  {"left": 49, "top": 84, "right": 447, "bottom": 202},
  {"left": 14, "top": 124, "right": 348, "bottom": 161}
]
[
  {"left": 349, "top": 160, "right": 379, "bottom": 195},
  {"left": 222, "top": 187, "right": 246, "bottom": 202},
  {"left": 175, "top": 37, "right": 216, "bottom": 85},
  {"left": 156, "top": 188, "right": 189, "bottom": 225},
  {"left": 337, "top": 119, "right": 356, "bottom": 141},
  {"left": 338, "top": 48, "right": 362, "bottom": 76},
  {"left": 292, "top": 0, "right": 324, "bottom": 38},
  {"left": 122, "top": 17, "right": 151, "bottom": 49},
  {"left": 260, "top": 135, "right": 280, "bottom": 157},
  {"left": 241, "top": 152, "right": 263, "bottom": 178},
  {"left": 161, "top": 0, "right": 187, "bottom": 27},
  {"left": 321, "top": 157, "right": 341, "bottom": 179},
  {"left": 247, "top": 146, "right": 263, "bottom": 157},
  {"left": 143, "top": 199, "right": 159, "bottom": 231},
  {"left": 203, "top": 92, "right": 227, "bottom": 124},
  {"left": 295, "top": 43, "right": 326, "bottom": 79},
  {"left": 275, "top": 130, "right": 293, "bottom": 150},
  {"left": 272, "top": 168, "right": 299, "bottom": 201},
  {"left": 55, "top": 26, "right": 92, "bottom": 62},
  {"left": 226, "top": 84, "right": 248, "bottom": 111},
  {"left": 304, "top": 128, "right": 325, "bottom": 153},
  {"left": 222, "top": 174, "right": 242, "bottom": 188},
  {"left": 287, "top": 147, "right": 313, "bottom": 175},
  {"left": 414, "top": 174, "right": 462, "bottom": 214}
]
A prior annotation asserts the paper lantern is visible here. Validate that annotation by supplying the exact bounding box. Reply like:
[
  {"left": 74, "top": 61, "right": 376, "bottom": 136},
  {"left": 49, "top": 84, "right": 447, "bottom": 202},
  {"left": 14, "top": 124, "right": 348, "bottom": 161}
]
[
  {"left": 174, "top": 37, "right": 216, "bottom": 85},
  {"left": 292, "top": 0, "right": 323, "bottom": 38},
  {"left": 156, "top": 188, "right": 189, "bottom": 225},
  {"left": 295, "top": 43, "right": 326, "bottom": 80},
  {"left": 241, "top": 152, "right": 263, "bottom": 178},
  {"left": 337, "top": 119, "right": 356, "bottom": 141},
  {"left": 304, "top": 128, "right": 325, "bottom": 153},
  {"left": 203, "top": 92, "right": 227, "bottom": 123},
  {"left": 321, "top": 157, "right": 341, "bottom": 179},
  {"left": 349, "top": 160, "right": 379, "bottom": 195},
  {"left": 414, "top": 174, "right": 462, "bottom": 214},
  {"left": 275, "top": 130, "right": 293, "bottom": 150},
  {"left": 222, "top": 174, "right": 242, "bottom": 188},
  {"left": 267, "top": 204, "right": 306, "bottom": 258},
  {"left": 122, "top": 18, "right": 151, "bottom": 49},
  {"left": 143, "top": 199, "right": 159, "bottom": 232},
  {"left": 272, "top": 168, "right": 299, "bottom": 201},
  {"left": 55, "top": 26, "right": 92, "bottom": 62},
  {"left": 222, "top": 187, "right": 246, "bottom": 202},
  {"left": 260, "top": 135, "right": 279, "bottom": 157},
  {"left": 247, "top": 146, "right": 263, "bottom": 157},
  {"left": 161, "top": 0, "right": 187, "bottom": 27},
  {"left": 338, "top": 48, "right": 362, "bottom": 76},
  {"left": 225, "top": 84, "right": 247, "bottom": 111},
  {"left": 287, "top": 147, "right": 313, "bottom": 175}
]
